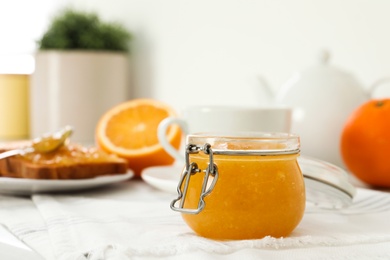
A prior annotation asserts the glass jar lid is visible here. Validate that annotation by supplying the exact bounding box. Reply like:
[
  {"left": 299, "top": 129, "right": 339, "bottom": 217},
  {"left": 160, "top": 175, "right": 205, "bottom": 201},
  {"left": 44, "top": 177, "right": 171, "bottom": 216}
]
[{"left": 299, "top": 156, "right": 356, "bottom": 209}]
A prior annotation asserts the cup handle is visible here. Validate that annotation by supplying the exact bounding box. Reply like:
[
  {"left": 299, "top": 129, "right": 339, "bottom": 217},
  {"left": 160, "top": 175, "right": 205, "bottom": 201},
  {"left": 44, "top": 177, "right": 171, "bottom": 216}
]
[{"left": 158, "top": 117, "right": 188, "bottom": 163}]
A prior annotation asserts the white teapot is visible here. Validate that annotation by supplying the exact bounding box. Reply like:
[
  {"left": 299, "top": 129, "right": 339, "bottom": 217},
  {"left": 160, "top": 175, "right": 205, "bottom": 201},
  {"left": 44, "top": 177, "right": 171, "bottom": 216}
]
[{"left": 260, "top": 50, "right": 369, "bottom": 168}]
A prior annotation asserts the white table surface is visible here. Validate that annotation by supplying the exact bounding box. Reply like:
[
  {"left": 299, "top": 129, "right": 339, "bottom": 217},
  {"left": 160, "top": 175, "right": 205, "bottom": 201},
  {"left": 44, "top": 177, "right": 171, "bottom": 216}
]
[
  {"left": 0, "top": 179, "right": 175, "bottom": 260},
  {"left": 0, "top": 224, "right": 43, "bottom": 259},
  {"left": 0, "top": 175, "right": 389, "bottom": 260}
]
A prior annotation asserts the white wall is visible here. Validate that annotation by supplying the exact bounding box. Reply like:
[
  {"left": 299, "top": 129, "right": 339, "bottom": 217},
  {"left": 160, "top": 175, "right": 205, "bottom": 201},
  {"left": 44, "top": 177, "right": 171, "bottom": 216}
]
[
  {"left": 2, "top": 0, "right": 390, "bottom": 109},
  {"left": 0, "top": 0, "right": 69, "bottom": 73},
  {"left": 0, "top": 1, "right": 64, "bottom": 55},
  {"left": 67, "top": 0, "right": 390, "bottom": 110}
]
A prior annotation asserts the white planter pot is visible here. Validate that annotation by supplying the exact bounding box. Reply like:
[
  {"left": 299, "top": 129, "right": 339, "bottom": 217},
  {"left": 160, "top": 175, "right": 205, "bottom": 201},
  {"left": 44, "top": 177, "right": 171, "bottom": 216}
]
[{"left": 30, "top": 51, "right": 130, "bottom": 143}]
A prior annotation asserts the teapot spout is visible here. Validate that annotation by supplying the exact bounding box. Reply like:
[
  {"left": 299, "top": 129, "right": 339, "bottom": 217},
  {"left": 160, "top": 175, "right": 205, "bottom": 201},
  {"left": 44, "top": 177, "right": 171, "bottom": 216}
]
[{"left": 257, "top": 76, "right": 276, "bottom": 105}]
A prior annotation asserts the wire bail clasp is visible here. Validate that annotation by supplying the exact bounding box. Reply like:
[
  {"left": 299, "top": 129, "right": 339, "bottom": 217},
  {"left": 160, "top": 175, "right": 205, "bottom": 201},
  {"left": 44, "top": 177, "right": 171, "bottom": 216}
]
[{"left": 170, "top": 143, "right": 219, "bottom": 214}]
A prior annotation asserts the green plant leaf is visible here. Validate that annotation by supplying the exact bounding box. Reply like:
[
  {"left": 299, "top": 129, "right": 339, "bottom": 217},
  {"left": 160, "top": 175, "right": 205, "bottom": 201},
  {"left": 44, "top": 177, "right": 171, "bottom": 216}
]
[{"left": 38, "top": 9, "right": 131, "bottom": 52}]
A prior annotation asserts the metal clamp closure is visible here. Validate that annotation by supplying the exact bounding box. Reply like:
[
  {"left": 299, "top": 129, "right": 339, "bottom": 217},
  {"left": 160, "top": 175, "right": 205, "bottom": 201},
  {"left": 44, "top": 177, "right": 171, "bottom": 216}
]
[{"left": 170, "top": 143, "right": 219, "bottom": 214}]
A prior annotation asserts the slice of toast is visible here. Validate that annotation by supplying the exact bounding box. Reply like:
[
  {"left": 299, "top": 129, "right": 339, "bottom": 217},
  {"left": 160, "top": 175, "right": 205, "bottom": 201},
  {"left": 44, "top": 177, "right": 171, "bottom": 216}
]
[{"left": 0, "top": 143, "right": 128, "bottom": 179}]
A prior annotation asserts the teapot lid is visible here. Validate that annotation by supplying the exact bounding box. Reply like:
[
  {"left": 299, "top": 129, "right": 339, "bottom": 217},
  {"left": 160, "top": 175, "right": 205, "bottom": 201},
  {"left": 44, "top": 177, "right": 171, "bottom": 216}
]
[
  {"left": 277, "top": 49, "right": 364, "bottom": 102},
  {"left": 318, "top": 49, "right": 331, "bottom": 65}
]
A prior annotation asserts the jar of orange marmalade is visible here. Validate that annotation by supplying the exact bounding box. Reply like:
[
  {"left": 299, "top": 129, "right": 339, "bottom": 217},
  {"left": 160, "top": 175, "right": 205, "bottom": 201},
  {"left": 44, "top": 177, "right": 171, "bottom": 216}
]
[{"left": 171, "top": 132, "right": 305, "bottom": 240}]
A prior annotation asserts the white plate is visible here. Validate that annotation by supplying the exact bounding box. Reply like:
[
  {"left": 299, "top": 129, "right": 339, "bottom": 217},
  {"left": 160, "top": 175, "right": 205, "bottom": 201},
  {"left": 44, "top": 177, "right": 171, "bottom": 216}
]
[
  {"left": 141, "top": 157, "right": 356, "bottom": 209},
  {"left": 0, "top": 171, "right": 134, "bottom": 196}
]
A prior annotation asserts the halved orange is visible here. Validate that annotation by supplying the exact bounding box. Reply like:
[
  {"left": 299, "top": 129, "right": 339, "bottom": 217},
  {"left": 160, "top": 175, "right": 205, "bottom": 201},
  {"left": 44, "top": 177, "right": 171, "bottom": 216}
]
[{"left": 96, "top": 98, "right": 182, "bottom": 177}]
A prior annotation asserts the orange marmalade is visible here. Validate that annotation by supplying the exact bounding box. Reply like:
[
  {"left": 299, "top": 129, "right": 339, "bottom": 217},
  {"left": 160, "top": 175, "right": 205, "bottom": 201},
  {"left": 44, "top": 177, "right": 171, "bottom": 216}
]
[
  {"left": 171, "top": 132, "right": 305, "bottom": 240},
  {"left": 21, "top": 144, "right": 124, "bottom": 165}
]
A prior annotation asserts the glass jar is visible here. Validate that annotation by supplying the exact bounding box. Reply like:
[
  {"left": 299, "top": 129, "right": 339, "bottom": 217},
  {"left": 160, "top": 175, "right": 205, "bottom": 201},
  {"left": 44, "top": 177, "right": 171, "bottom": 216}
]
[{"left": 171, "top": 132, "right": 305, "bottom": 240}]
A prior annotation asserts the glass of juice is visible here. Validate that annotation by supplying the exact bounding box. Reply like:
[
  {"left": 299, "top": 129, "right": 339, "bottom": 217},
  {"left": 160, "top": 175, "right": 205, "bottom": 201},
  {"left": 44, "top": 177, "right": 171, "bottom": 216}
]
[{"left": 171, "top": 132, "right": 305, "bottom": 240}]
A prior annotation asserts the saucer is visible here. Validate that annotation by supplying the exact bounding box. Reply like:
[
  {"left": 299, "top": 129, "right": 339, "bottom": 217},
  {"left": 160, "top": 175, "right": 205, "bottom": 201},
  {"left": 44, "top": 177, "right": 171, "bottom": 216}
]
[{"left": 141, "top": 165, "right": 182, "bottom": 193}]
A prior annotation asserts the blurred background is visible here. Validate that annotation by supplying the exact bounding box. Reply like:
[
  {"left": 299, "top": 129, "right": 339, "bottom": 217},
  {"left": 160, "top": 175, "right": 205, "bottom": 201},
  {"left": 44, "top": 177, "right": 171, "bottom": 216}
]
[
  {"left": 2, "top": 0, "right": 390, "bottom": 106},
  {"left": 1, "top": 0, "right": 390, "bottom": 167}
]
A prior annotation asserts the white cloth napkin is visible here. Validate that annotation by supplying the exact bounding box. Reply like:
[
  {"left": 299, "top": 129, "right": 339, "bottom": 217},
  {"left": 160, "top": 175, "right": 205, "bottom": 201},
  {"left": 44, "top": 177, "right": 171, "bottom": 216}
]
[{"left": 1, "top": 186, "right": 390, "bottom": 260}]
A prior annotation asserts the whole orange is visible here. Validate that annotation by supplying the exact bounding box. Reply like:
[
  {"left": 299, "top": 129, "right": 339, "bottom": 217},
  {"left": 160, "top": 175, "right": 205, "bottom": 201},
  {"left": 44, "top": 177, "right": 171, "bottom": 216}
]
[
  {"left": 96, "top": 98, "right": 182, "bottom": 177},
  {"left": 340, "top": 99, "right": 390, "bottom": 187}
]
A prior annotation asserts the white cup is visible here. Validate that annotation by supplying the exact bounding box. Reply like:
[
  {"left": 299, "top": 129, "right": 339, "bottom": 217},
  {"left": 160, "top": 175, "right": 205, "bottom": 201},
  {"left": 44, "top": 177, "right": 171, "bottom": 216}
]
[{"left": 157, "top": 106, "right": 292, "bottom": 163}]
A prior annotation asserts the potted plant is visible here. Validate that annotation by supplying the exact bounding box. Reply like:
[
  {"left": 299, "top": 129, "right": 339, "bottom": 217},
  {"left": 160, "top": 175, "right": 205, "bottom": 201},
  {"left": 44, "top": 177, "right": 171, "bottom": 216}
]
[{"left": 30, "top": 9, "right": 132, "bottom": 143}]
